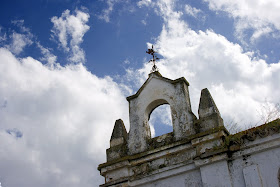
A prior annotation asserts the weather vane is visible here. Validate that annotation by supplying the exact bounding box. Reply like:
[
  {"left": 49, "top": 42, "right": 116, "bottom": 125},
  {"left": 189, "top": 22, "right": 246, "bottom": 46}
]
[{"left": 146, "top": 45, "right": 160, "bottom": 72}]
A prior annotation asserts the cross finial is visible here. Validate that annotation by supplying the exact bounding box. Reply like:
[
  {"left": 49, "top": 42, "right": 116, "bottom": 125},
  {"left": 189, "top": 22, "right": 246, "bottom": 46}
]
[{"left": 146, "top": 45, "right": 159, "bottom": 72}]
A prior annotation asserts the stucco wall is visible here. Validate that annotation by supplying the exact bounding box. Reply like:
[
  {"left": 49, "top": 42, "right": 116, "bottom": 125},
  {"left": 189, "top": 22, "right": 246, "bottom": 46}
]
[
  {"left": 138, "top": 169, "right": 202, "bottom": 187},
  {"left": 132, "top": 135, "right": 280, "bottom": 187},
  {"left": 98, "top": 72, "right": 280, "bottom": 187},
  {"left": 229, "top": 136, "right": 280, "bottom": 187}
]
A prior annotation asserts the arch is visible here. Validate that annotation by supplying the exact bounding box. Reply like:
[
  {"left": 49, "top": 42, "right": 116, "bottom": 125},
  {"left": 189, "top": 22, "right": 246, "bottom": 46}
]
[
  {"left": 149, "top": 104, "right": 173, "bottom": 138},
  {"left": 144, "top": 99, "right": 175, "bottom": 138},
  {"left": 145, "top": 99, "right": 169, "bottom": 121},
  {"left": 127, "top": 73, "right": 197, "bottom": 154}
]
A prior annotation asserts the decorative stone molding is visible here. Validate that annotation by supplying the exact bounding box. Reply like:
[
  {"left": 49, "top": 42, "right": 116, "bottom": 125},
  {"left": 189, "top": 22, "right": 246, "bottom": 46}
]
[
  {"left": 98, "top": 72, "right": 280, "bottom": 187},
  {"left": 225, "top": 119, "right": 280, "bottom": 151}
]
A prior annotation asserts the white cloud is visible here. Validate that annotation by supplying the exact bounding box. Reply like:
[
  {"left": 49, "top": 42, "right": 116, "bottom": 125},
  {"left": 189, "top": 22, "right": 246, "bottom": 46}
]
[
  {"left": 51, "top": 9, "right": 90, "bottom": 64},
  {"left": 204, "top": 0, "right": 280, "bottom": 42},
  {"left": 4, "top": 20, "right": 34, "bottom": 55},
  {"left": 150, "top": 123, "right": 156, "bottom": 137},
  {"left": 6, "top": 32, "right": 33, "bottom": 55},
  {"left": 36, "top": 42, "right": 57, "bottom": 66},
  {"left": 185, "top": 4, "right": 202, "bottom": 18},
  {"left": 0, "top": 27, "right": 7, "bottom": 43},
  {"left": 149, "top": 105, "right": 172, "bottom": 137},
  {"left": 98, "top": 0, "right": 115, "bottom": 23},
  {"left": 11, "top": 20, "right": 31, "bottom": 33},
  {"left": 137, "top": 0, "right": 152, "bottom": 8},
  {"left": 0, "top": 48, "right": 129, "bottom": 187},
  {"left": 2, "top": 21, "right": 57, "bottom": 67},
  {"left": 1, "top": 1, "right": 280, "bottom": 186},
  {"left": 98, "top": 0, "right": 134, "bottom": 23},
  {"left": 141, "top": 19, "right": 147, "bottom": 25},
  {"left": 152, "top": 105, "right": 172, "bottom": 126},
  {"left": 134, "top": 0, "right": 280, "bottom": 130}
]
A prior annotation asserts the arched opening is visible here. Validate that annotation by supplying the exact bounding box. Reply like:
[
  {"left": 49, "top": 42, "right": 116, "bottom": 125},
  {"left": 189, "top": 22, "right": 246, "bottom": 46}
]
[{"left": 149, "top": 104, "right": 173, "bottom": 138}]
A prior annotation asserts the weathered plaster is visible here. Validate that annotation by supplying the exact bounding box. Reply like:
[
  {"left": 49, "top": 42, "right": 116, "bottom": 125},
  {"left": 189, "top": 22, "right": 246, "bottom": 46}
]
[
  {"left": 200, "top": 160, "right": 232, "bottom": 187},
  {"left": 98, "top": 72, "right": 280, "bottom": 187},
  {"left": 127, "top": 72, "right": 196, "bottom": 154}
]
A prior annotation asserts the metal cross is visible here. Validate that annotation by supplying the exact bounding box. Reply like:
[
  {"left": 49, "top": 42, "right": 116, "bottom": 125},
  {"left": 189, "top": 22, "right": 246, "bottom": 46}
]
[{"left": 146, "top": 45, "right": 159, "bottom": 72}]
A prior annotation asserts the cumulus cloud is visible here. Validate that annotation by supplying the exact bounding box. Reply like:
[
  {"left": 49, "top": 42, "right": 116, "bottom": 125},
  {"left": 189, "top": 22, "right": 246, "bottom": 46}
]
[
  {"left": 98, "top": 0, "right": 135, "bottom": 23},
  {"left": 5, "top": 20, "right": 34, "bottom": 55},
  {"left": 1, "top": 1, "right": 280, "bottom": 186},
  {"left": 0, "top": 48, "right": 129, "bottom": 187},
  {"left": 204, "top": 0, "right": 280, "bottom": 43},
  {"left": 150, "top": 105, "right": 172, "bottom": 127},
  {"left": 185, "top": 4, "right": 202, "bottom": 18},
  {"left": 0, "top": 27, "right": 7, "bottom": 43},
  {"left": 11, "top": 20, "right": 32, "bottom": 33},
  {"left": 6, "top": 32, "right": 33, "bottom": 55},
  {"left": 51, "top": 9, "right": 90, "bottom": 63},
  {"left": 137, "top": 0, "right": 152, "bottom": 8},
  {"left": 141, "top": 19, "right": 147, "bottom": 25},
  {"left": 135, "top": 0, "right": 280, "bottom": 131},
  {"left": 36, "top": 42, "right": 57, "bottom": 66},
  {"left": 98, "top": 0, "right": 116, "bottom": 22},
  {"left": 149, "top": 104, "right": 172, "bottom": 137}
]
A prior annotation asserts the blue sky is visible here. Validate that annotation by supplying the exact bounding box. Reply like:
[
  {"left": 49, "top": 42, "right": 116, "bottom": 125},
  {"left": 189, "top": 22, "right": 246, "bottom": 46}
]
[
  {"left": 0, "top": 0, "right": 280, "bottom": 186},
  {"left": 0, "top": 0, "right": 163, "bottom": 76}
]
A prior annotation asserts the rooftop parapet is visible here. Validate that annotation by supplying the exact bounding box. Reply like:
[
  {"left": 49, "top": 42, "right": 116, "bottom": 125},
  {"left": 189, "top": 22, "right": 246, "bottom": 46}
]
[
  {"left": 106, "top": 119, "right": 128, "bottom": 162},
  {"left": 196, "top": 88, "right": 224, "bottom": 133}
]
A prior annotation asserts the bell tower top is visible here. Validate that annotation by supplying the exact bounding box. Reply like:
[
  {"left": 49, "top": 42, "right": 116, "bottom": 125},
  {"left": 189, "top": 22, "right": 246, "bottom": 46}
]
[
  {"left": 98, "top": 69, "right": 230, "bottom": 186},
  {"left": 126, "top": 71, "right": 197, "bottom": 154}
]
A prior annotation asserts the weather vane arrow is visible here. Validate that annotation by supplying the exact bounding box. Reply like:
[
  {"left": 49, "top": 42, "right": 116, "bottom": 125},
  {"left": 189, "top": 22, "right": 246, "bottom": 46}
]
[{"left": 146, "top": 45, "right": 160, "bottom": 72}]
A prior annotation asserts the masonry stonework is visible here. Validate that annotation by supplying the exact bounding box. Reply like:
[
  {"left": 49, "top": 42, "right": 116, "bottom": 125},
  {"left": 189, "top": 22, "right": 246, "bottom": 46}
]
[{"left": 98, "top": 72, "right": 280, "bottom": 187}]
